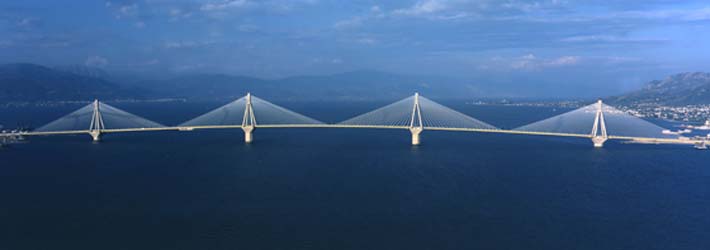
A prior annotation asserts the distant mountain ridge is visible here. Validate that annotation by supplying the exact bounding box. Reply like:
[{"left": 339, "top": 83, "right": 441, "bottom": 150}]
[
  {"left": 53, "top": 65, "right": 110, "bottom": 80},
  {"left": 0, "top": 63, "right": 484, "bottom": 102},
  {"left": 134, "top": 70, "right": 482, "bottom": 101},
  {"left": 7, "top": 63, "right": 708, "bottom": 104},
  {"left": 0, "top": 63, "right": 143, "bottom": 102},
  {"left": 609, "top": 72, "right": 710, "bottom": 105}
]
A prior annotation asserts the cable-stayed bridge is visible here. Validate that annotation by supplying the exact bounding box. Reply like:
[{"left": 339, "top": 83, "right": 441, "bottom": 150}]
[{"left": 3, "top": 93, "right": 708, "bottom": 148}]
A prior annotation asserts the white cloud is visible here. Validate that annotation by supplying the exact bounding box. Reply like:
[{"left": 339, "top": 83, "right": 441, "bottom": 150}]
[
  {"left": 311, "top": 57, "right": 343, "bottom": 64},
  {"left": 106, "top": 2, "right": 143, "bottom": 23},
  {"left": 172, "top": 63, "right": 206, "bottom": 72},
  {"left": 561, "top": 35, "right": 668, "bottom": 43},
  {"left": 608, "top": 7, "right": 710, "bottom": 21},
  {"left": 390, "top": 0, "right": 564, "bottom": 20},
  {"left": 200, "top": 0, "right": 251, "bottom": 11},
  {"left": 85, "top": 56, "right": 109, "bottom": 67},
  {"left": 237, "top": 24, "right": 259, "bottom": 32},
  {"left": 169, "top": 8, "right": 193, "bottom": 21},
  {"left": 602, "top": 56, "right": 642, "bottom": 64},
  {"left": 485, "top": 54, "right": 580, "bottom": 71},
  {"left": 135, "top": 59, "right": 160, "bottom": 66},
  {"left": 120, "top": 4, "right": 137, "bottom": 14},
  {"left": 356, "top": 37, "right": 377, "bottom": 45},
  {"left": 546, "top": 56, "right": 579, "bottom": 67},
  {"left": 16, "top": 18, "right": 40, "bottom": 28},
  {"left": 393, "top": 0, "right": 448, "bottom": 16},
  {"left": 334, "top": 16, "right": 365, "bottom": 29},
  {"left": 333, "top": 4, "right": 386, "bottom": 29},
  {"left": 163, "top": 41, "right": 213, "bottom": 49}
]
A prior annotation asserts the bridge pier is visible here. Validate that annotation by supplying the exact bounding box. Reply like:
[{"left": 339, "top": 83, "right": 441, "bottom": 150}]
[
  {"left": 89, "top": 99, "right": 104, "bottom": 142},
  {"left": 409, "top": 92, "right": 424, "bottom": 146},
  {"left": 242, "top": 125, "right": 254, "bottom": 143},
  {"left": 590, "top": 99, "right": 608, "bottom": 148},
  {"left": 410, "top": 127, "right": 422, "bottom": 145},
  {"left": 592, "top": 136, "right": 607, "bottom": 148},
  {"left": 90, "top": 130, "right": 101, "bottom": 142},
  {"left": 241, "top": 92, "right": 256, "bottom": 144}
]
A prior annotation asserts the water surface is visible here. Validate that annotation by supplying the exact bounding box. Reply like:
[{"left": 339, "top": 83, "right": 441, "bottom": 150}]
[{"left": 1, "top": 101, "right": 709, "bottom": 250}]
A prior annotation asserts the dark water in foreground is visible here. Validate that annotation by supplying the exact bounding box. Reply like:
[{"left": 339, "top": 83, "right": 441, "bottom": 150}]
[{"left": 1, "top": 101, "right": 710, "bottom": 250}]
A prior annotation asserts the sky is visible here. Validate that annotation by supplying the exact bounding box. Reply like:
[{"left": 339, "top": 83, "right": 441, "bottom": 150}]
[{"left": 1, "top": 0, "right": 710, "bottom": 97}]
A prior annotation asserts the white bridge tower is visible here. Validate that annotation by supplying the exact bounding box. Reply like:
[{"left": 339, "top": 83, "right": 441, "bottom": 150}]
[
  {"left": 409, "top": 92, "right": 424, "bottom": 145},
  {"left": 242, "top": 93, "right": 256, "bottom": 143},
  {"left": 591, "top": 99, "right": 608, "bottom": 148},
  {"left": 89, "top": 99, "right": 105, "bottom": 141}
]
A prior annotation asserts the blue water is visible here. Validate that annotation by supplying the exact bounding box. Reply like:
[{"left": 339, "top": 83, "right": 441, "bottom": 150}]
[{"left": 1, "top": 101, "right": 710, "bottom": 250}]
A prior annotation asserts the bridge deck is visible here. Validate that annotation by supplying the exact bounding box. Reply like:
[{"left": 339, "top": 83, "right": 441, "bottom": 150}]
[{"left": 6, "top": 124, "right": 702, "bottom": 145}]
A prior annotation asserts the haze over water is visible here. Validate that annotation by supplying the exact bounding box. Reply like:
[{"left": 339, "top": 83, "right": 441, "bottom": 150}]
[{"left": 2, "top": 102, "right": 709, "bottom": 250}]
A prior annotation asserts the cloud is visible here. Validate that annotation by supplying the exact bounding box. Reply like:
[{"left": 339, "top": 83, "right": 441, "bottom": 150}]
[
  {"left": 356, "top": 37, "right": 377, "bottom": 45},
  {"left": 333, "top": 16, "right": 365, "bottom": 29},
  {"left": 390, "top": 0, "right": 564, "bottom": 20},
  {"left": 16, "top": 17, "right": 40, "bottom": 28},
  {"left": 112, "top": 3, "right": 139, "bottom": 19},
  {"left": 163, "top": 40, "right": 214, "bottom": 49},
  {"left": 168, "top": 8, "right": 192, "bottom": 21},
  {"left": 200, "top": 0, "right": 252, "bottom": 12},
  {"left": 606, "top": 7, "right": 710, "bottom": 22},
  {"left": 311, "top": 57, "right": 344, "bottom": 64},
  {"left": 393, "top": 0, "right": 448, "bottom": 16},
  {"left": 601, "top": 56, "right": 642, "bottom": 64},
  {"left": 132, "top": 59, "right": 160, "bottom": 66},
  {"left": 237, "top": 24, "right": 259, "bottom": 32},
  {"left": 485, "top": 54, "right": 580, "bottom": 71},
  {"left": 172, "top": 63, "right": 206, "bottom": 72},
  {"left": 333, "top": 5, "right": 386, "bottom": 29},
  {"left": 561, "top": 35, "right": 668, "bottom": 44},
  {"left": 545, "top": 56, "right": 579, "bottom": 67},
  {"left": 106, "top": 1, "right": 151, "bottom": 27},
  {"left": 85, "top": 56, "right": 109, "bottom": 67}
]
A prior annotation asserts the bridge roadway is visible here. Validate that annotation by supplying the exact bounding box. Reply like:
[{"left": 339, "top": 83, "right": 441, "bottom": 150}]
[{"left": 9, "top": 124, "right": 702, "bottom": 145}]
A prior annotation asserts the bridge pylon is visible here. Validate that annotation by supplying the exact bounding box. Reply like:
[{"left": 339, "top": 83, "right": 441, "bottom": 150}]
[
  {"left": 409, "top": 92, "right": 424, "bottom": 145},
  {"left": 591, "top": 99, "right": 608, "bottom": 148},
  {"left": 242, "top": 93, "right": 256, "bottom": 143},
  {"left": 89, "top": 99, "right": 105, "bottom": 141}
]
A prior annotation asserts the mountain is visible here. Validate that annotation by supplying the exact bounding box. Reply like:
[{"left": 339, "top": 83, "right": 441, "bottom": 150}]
[
  {"left": 53, "top": 65, "right": 110, "bottom": 80},
  {"left": 135, "top": 70, "right": 482, "bottom": 101},
  {"left": 133, "top": 74, "right": 266, "bottom": 100},
  {"left": 0, "top": 64, "right": 484, "bottom": 102},
  {"left": 609, "top": 72, "right": 710, "bottom": 105},
  {"left": 0, "top": 63, "right": 143, "bottom": 102}
]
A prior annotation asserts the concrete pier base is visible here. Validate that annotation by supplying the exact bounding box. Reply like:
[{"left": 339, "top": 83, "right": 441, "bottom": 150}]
[
  {"left": 90, "top": 131, "right": 101, "bottom": 142},
  {"left": 592, "top": 136, "right": 607, "bottom": 148},
  {"left": 242, "top": 126, "right": 254, "bottom": 143},
  {"left": 410, "top": 127, "right": 423, "bottom": 145}
]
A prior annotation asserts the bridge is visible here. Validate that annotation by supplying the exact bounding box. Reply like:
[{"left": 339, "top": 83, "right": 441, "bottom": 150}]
[{"left": 2, "top": 93, "right": 708, "bottom": 148}]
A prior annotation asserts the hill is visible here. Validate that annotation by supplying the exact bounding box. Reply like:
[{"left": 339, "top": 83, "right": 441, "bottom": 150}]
[
  {"left": 609, "top": 72, "right": 710, "bottom": 106},
  {"left": 135, "top": 70, "right": 482, "bottom": 101},
  {"left": 0, "top": 63, "right": 144, "bottom": 102}
]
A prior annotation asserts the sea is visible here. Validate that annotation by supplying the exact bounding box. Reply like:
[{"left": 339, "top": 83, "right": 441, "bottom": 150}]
[{"left": 1, "top": 100, "right": 709, "bottom": 250}]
